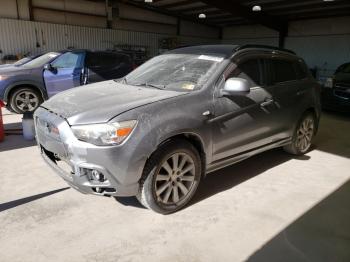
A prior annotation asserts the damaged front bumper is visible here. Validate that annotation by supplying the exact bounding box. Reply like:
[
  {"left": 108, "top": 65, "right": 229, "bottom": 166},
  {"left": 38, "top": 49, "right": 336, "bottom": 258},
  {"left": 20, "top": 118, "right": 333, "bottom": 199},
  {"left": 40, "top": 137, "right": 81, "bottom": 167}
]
[{"left": 34, "top": 107, "right": 142, "bottom": 197}]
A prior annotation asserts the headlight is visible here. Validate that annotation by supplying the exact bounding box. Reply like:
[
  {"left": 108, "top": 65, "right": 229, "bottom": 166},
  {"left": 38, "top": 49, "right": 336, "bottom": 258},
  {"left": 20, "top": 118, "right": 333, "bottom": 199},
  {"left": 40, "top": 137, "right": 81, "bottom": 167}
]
[
  {"left": 71, "top": 120, "right": 137, "bottom": 146},
  {"left": 324, "top": 77, "right": 333, "bottom": 88},
  {"left": 0, "top": 75, "right": 9, "bottom": 81}
]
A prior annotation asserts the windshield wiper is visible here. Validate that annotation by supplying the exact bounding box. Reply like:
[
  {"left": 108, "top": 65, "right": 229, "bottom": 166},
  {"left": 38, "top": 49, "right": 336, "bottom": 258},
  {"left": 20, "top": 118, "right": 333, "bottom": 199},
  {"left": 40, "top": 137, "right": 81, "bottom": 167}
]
[{"left": 131, "top": 82, "right": 166, "bottom": 90}]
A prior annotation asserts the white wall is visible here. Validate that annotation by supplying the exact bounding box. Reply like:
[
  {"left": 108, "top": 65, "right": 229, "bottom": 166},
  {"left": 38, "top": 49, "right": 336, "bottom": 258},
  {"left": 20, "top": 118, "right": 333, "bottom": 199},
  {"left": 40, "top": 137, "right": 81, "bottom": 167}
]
[
  {"left": 0, "top": 0, "right": 18, "bottom": 19},
  {"left": 0, "top": 18, "right": 216, "bottom": 59},
  {"left": 222, "top": 16, "right": 350, "bottom": 77},
  {"left": 17, "top": 0, "right": 30, "bottom": 20},
  {"left": 287, "top": 17, "right": 350, "bottom": 75},
  {"left": 0, "top": 0, "right": 220, "bottom": 37},
  {"left": 118, "top": 3, "right": 177, "bottom": 25},
  {"left": 180, "top": 20, "right": 220, "bottom": 39},
  {"left": 222, "top": 24, "right": 278, "bottom": 46}
]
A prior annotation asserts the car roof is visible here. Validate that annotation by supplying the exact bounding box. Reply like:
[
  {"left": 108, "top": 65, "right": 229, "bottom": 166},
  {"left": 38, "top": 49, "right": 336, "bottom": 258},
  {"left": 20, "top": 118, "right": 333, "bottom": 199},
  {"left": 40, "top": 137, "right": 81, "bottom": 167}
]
[
  {"left": 58, "top": 49, "right": 130, "bottom": 58},
  {"left": 167, "top": 44, "right": 296, "bottom": 59},
  {"left": 167, "top": 45, "right": 239, "bottom": 58}
]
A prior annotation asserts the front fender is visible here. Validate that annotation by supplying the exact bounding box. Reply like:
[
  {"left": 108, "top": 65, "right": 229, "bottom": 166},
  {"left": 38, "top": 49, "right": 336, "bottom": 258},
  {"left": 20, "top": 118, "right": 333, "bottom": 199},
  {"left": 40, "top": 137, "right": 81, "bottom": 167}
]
[
  {"left": 112, "top": 92, "right": 213, "bottom": 182},
  {"left": 3, "top": 80, "right": 47, "bottom": 102}
]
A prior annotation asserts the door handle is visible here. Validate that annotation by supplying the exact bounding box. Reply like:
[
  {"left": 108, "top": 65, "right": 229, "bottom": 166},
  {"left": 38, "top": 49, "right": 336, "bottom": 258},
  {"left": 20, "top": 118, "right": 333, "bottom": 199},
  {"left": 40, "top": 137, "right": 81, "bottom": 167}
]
[{"left": 260, "top": 99, "right": 274, "bottom": 107}]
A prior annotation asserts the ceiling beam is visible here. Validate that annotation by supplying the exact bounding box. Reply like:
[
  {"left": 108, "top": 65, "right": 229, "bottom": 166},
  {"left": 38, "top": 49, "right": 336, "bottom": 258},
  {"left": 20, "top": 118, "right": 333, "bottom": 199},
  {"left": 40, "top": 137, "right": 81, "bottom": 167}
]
[
  {"left": 156, "top": 0, "right": 199, "bottom": 9},
  {"left": 287, "top": 9, "right": 350, "bottom": 20},
  {"left": 271, "top": 3, "right": 350, "bottom": 16},
  {"left": 122, "top": 0, "right": 219, "bottom": 28},
  {"left": 200, "top": 0, "right": 287, "bottom": 33}
]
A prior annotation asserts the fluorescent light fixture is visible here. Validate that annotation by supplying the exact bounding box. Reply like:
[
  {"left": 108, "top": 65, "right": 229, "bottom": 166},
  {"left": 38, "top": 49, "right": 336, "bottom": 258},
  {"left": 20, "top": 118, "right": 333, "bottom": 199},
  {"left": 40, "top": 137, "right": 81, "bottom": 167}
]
[
  {"left": 145, "top": 0, "right": 153, "bottom": 3},
  {"left": 252, "top": 5, "right": 262, "bottom": 11}
]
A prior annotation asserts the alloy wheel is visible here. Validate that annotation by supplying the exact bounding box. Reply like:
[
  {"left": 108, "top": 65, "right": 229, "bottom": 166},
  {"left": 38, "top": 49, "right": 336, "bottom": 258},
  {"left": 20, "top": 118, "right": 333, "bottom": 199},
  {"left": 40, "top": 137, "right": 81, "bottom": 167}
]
[
  {"left": 15, "top": 90, "right": 39, "bottom": 112},
  {"left": 296, "top": 116, "right": 314, "bottom": 153},
  {"left": 154, "top": 152, "right": 196, "bottom": 205}
]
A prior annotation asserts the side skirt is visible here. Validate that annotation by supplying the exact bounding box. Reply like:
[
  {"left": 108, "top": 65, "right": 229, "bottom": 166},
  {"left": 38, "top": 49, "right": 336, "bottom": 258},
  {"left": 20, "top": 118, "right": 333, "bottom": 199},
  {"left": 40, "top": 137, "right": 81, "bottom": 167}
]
[{"left": 206, "top": 137, "right": 292, "bottom": 174}]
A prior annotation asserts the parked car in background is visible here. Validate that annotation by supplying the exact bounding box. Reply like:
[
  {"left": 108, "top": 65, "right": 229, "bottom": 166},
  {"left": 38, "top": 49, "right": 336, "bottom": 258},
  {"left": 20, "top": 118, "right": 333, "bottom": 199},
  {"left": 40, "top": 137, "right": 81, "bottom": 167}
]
[
  {"left": 34, "top": 45, "right": 321, "bottom": 214},
  {"left": 0, "top": 50, "right": 134, "bottom": 113},
  {"left": 0, "top": 54, "right": 42, "bottom": 69},
  {"left": 322, "top": 62, "right": 350, "bottom": 112}
]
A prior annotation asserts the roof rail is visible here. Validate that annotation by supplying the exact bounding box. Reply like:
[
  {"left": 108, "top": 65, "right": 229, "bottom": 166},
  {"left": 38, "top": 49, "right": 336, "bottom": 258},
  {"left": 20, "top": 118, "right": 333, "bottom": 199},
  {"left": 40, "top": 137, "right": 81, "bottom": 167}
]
[{"left": 235, "top": 45, "right": 296, "bottom": 55}]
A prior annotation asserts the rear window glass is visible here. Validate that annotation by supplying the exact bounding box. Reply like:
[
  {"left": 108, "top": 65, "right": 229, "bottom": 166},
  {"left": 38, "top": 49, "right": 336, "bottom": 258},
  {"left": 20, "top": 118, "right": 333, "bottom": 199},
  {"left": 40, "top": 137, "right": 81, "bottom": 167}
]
[
  {"left": 272, "top": 59, "right": 297, "bottom": 83},
  {"left": 87, "top": 52, "right": 130, "bottom": 69}
]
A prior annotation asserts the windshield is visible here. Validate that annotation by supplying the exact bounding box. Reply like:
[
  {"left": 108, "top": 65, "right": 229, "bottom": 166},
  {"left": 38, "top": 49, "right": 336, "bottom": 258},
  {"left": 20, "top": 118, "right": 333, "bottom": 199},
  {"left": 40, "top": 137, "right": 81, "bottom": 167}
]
[
  {"left": 22, "top": 52, "right": 60, "bottom": 68},
  {"left": 336, "top": 63, "right": 350, "bottom": 74},
  {"left": 125, "top": 53, "right": 224, "bottom": 91},
  {"left": 13, "top": 57, "right": 31, "bottom": 66}
]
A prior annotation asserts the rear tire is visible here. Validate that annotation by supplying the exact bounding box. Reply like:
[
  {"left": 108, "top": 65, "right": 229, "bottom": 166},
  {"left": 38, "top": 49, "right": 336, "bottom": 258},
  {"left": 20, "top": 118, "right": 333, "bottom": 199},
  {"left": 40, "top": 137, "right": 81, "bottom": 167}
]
[
  {"left": 284, "top": 113, "right": 316, "bottom": 155},
  {"left": 9, "top": 87, "right": 43, "bottom": 114},
  {"left": 136, "top": 139, "right": 201, "bottom": 214}
]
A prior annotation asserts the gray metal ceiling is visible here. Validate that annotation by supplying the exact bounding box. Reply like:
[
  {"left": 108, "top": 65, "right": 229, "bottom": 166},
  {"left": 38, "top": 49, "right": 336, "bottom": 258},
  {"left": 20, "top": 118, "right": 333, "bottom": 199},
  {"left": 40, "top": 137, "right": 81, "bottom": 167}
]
[{"left": 123, "top": 0, "right": 350, "bottom": 27}]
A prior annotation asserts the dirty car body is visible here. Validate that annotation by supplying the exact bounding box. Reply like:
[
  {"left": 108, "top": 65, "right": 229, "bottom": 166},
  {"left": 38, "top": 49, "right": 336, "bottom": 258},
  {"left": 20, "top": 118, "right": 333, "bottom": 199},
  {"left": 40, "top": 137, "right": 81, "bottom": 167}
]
[{"left": 34, "top": 45, "right": 321, "bottom": 213}]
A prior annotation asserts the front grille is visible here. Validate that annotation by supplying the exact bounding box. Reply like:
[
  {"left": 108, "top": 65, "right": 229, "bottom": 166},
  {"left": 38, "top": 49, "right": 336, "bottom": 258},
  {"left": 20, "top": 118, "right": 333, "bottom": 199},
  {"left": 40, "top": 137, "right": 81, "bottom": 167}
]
[
  {"left": 41, "top": 145, "right": 74, "bottom": 178},
  {"left": 335, "top": 82, "right": 350, "bottom": 89},
  {"left": 334, "top": 90, "right": 350, "bottom": 99}
]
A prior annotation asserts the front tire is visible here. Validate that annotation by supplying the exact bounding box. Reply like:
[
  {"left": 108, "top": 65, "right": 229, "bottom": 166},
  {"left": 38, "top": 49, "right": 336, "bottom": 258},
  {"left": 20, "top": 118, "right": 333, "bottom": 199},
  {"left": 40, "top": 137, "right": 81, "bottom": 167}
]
[
  {"left": 284, "top": 113, "right": 316, "bottom": 155},
  {"left": 9, "top": 87, "right": 43, "bottom": 114},
  {"left": 137, "top": 140, "right": 202, "bottom": 214}
]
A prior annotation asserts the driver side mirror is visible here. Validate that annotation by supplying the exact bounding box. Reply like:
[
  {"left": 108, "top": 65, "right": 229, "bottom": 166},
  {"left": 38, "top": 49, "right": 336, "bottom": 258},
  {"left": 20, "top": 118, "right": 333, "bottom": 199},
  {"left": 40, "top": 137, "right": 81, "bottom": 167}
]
[
  {"left": 220, "top": 77, "right": 250, "bottom": 97},
  {"left": 44, "top": 63, "right": 56, "bottom": 73}
]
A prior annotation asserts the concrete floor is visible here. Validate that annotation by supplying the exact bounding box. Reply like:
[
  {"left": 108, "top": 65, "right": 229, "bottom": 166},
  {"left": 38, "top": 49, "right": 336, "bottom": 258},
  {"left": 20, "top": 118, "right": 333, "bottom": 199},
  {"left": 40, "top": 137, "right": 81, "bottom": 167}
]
[{"left": 0, "top": 108, "right": 349, "bottom": 262}]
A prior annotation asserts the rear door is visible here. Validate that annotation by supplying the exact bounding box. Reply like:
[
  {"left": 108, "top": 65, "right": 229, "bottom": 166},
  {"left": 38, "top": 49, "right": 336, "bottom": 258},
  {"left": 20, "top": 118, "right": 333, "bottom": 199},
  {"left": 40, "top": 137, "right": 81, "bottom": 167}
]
[
  {"left": 86, "top": 52, "right": 132, "bottom": 83},
  {"left": 102, "top": 53, "right": 133, "bottom": 79},
  {"left": 211, "top": 55, "right": 279, "bottom": 161},
  {"left": 267, "top": 57, "right": 306, "bottom": 136},
  {"left": 44, "top": 51, "right": 85, "bottom": 97},
  {"left": 85, "top": 52, "right": 105, "bottom": 83}
]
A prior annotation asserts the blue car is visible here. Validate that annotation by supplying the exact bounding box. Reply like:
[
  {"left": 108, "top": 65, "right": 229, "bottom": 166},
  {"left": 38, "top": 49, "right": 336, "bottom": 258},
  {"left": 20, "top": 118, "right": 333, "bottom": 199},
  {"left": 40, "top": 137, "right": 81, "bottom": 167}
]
[
  {"left": 0, "top": 54, "right": 42, "bottom": 69},
  {"left": 0, "top": 50, "right": 133, "bottom": 113}
]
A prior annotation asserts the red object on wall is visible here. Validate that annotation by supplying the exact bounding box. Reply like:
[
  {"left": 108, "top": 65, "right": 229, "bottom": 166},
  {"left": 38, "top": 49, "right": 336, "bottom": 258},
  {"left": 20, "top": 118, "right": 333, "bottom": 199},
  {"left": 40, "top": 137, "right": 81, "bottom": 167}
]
[{"left": 0, "top": 100, "right": 5, "bottom": 142}]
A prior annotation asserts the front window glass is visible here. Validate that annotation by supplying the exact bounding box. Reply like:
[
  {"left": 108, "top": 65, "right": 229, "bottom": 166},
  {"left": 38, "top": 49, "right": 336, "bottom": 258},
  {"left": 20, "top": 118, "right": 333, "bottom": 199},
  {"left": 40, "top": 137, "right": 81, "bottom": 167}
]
[
  {"left": 125, "top": 54, "right": 224, "bottom": 91},
  {"left": 51, "top": 52, "right": 84, "bottom": 69},
  {"left": 22, "top": 52, "right": 60, "bottom": 67},
  {"left": 229, "top": 59, "right": 262, "bottom": 87}
]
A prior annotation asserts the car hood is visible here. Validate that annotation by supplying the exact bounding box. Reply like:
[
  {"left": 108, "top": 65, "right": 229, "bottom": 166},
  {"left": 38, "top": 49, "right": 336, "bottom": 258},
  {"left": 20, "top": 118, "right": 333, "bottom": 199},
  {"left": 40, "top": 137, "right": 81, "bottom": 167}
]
[
  {"left": 0, "top": 65, "right": 32, "bottom": 75},
  {"left": 0, "top": 64, "right": 15, "bottom": 69},
  {"left": 41, "top": 80, "right": 188, "bottom": 125}
]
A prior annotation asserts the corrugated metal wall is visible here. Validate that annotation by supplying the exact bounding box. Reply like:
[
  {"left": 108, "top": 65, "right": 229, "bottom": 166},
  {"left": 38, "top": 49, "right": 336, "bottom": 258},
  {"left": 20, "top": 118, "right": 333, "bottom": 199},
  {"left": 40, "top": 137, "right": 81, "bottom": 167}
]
[
  {"left": 222, "top": 17, "right": 350, "bottom": 78},
  {"left": 0, "top": 18, "right": 217, "bottom": 59}
]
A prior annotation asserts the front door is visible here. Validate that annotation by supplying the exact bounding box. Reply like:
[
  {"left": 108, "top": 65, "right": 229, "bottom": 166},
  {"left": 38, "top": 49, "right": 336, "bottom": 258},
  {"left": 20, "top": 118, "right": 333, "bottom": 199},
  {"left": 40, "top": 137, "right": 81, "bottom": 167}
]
[
  {"left": 44, "top": 51, "right": 85, "bottom": 97},
  {"left": 211, "top": 56, "right": 278, "bottom": 162}
]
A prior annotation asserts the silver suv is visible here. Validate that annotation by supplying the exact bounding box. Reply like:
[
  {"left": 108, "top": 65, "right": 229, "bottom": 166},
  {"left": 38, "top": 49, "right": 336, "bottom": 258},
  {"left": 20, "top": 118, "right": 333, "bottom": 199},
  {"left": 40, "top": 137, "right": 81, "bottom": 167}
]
[{"left": 34, "top": 45, "right": 321, "bottom": 214}]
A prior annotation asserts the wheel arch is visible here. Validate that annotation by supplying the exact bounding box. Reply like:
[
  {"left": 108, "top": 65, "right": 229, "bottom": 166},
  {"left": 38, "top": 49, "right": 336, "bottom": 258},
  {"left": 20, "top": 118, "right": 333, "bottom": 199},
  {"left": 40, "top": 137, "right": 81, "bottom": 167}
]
[
  {"left": 4, "top": 82, "right": 47, "bottom": 103},
  {"left": 146, "top": 132, "right": 207, "bottom": 178},
  {"left": 304, "top": 107, "right": 319, "bottom": 135}
]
